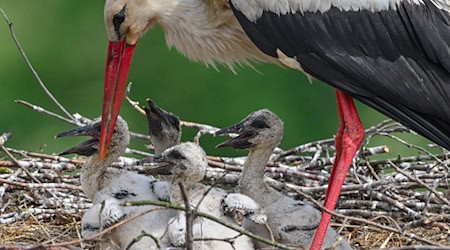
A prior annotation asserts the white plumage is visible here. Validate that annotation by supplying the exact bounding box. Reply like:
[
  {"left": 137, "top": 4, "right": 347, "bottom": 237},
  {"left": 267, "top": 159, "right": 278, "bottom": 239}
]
[{"left": 230, "top": 0, "right": 425, "bottom": 22}]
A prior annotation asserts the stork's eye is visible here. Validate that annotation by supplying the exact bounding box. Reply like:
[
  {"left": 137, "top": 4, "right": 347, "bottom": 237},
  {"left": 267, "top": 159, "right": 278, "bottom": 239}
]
[
  {"left": 250, "top": 119, "right": 270, "bottom": 129},
  {"left": 113, "top": 6, "right": 126, "bottom": 35},
  {"left": 168, "top": 150, "right": 186, "bottom": 160}
]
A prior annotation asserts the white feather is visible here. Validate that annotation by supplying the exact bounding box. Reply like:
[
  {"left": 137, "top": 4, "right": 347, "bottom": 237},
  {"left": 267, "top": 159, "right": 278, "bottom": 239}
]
[{"left": 231, "top": 0, "right": 424, "bottom": 22}]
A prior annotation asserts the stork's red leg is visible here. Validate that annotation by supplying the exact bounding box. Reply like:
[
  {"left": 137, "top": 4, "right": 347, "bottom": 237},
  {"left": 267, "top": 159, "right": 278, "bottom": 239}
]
[
  {"left": 310, "top": 90, "right": 364, "bottom": 250},
  {"left": 325, "top": 92, "right": 345, "bottom": 194}
]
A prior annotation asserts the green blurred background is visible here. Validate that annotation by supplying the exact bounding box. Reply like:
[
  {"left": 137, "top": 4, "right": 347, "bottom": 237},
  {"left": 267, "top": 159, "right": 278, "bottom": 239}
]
[{"left": 0, "top": 1, "right": 436, "bottom": 157}]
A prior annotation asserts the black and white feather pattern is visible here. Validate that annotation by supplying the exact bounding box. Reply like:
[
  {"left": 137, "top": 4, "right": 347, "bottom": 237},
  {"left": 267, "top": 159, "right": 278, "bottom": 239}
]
[{"left": 231, "top": 0, "right": 450, "bottom": 149}]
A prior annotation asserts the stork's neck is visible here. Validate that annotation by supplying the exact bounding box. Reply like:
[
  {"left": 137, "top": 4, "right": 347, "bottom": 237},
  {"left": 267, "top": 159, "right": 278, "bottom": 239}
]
[
  {"left": 238, "top": 146, "right": 282, "bottom": 207},
  {"left": 81, "top": 141, "right": 128, "bottom": 199},
  {"left": 157, "top": 0, "right": 272, "bottom": 69},
  {"left": 153, "top": 139, "right": 179, "bottom": 182}
]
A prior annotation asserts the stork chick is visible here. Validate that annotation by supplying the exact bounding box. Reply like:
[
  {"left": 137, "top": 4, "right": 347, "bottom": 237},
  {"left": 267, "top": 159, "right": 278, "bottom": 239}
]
[
  {"left": 216, "top": 109, "right": 352, "bottom": 249},
  {"left": 148, "top": 142, "right": 266, "bottom": 249},
  {"left": 57, "top": 116, "right": 175, "bottom": 249}
]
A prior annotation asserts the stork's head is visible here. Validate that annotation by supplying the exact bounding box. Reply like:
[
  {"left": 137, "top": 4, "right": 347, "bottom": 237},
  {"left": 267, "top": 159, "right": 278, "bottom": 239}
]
[
  {"left": 216, "top": 109, "right": 284, "bottom": 150},
  {"left": 100, "top": 0, "right": 168, "bottom": 159},
  {"left": 99, "top": 0, "right": 269, "bottom": 159},
  {"left": 104, "top": 0, "right": 171, "bottom": 45}
]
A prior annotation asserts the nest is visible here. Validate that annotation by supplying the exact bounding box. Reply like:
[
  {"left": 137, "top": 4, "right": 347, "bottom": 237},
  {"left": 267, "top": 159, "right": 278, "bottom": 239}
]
[{"left": 1, "top": 111, "right": 449, "bottom": 249}]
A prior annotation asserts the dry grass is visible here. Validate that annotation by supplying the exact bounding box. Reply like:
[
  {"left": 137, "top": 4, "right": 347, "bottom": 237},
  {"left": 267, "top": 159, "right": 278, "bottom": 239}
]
[{"left": 1, "top": 206, "right": 449, "bottom": 249}]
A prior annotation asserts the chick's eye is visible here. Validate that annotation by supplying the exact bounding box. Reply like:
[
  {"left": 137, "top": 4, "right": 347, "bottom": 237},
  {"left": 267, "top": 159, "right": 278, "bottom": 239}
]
[
  {"left": 167, "top": 115, "right": 180, "bottom": 131},
  {"left": 168, "top": 150, "right": 186, "bottom": 160},
  {"left": 250, "top": 119, "right": 270, "bottom": 129}
]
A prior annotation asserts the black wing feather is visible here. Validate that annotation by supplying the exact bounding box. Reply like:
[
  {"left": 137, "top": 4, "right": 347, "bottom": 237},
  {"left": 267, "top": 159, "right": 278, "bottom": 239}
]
[{"left": 231, "top": 0, "right": 450, "bottom": 149}]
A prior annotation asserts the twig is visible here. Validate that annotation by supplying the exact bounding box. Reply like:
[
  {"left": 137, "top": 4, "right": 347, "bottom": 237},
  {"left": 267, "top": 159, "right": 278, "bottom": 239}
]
[
  {"left": 0, "top": 160, "right": 78, "bottom": 172},
  {"left": 369, "top": 190, "right": 421, "bottom": 218},
  {"left": 277, "top": 137, "right": 335, "bottom": 159},
  {"left": 404, "top": 214, "right": 450, "bottom": 228},
  {"left": 125, "top": 230, "right": 161, "bottom": 250},
  {"left": 0, "top": 178, "right": 81, "bottom": 191},
  {"left": 0, "top": 9, "right": 75, "bottom": 121},
  {"left": 0, "top": 132, "right": 11, "bottom": 146},
  {"left": 283, "top": 186, "right": 444, "bottom": 246},
  {"left": 4, "top": 147, "right": 84, "bottom": 164},
  {"left": 0, "top": 137, "right": 44, "bottom": 187},
  {"left": 129, "top": 132, "right": 151, "bottom": 141},
  {"left": 179, "top": 183, "right": 194, "bottom": 250},
  {"left": 125, "top": 96, "right": 146, "bottom": 116},
  {"left": 390, "top": 161, "right": 450, "bottom": 206},
  {"left": 193, "top": 234, "right": 242, "bottom": 247},
  {"left": 15, "top": 100, "right": 77, "bottom": 125},
  {"left": 379, "top": 133, "right": 445, "bottom": 166}
]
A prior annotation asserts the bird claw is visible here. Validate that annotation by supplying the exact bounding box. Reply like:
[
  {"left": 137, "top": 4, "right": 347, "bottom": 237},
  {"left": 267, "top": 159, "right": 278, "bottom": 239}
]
[
  {"left": 168, "top": 214, "right": 187, "bottom": 247},
  {"left": 81, "top": 203, "right": 102, "bottom": 238},
  {"left": 222, "top": 193, "right": 267, "bottom": 225},
  {"left": 152, "top": 181, "right": 171, "bottom": 202},
  {"left": 81, "top": 221, "right": 101, "bottom": 238},
  {"left": 100, "top": 199, "right": 127, "bottom": 229}
]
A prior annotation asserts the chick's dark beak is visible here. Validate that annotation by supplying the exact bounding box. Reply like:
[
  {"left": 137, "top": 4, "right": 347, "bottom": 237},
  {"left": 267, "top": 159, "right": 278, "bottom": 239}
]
[
  {"left": 56, "top": 124, "right": 101, "bottom": 156},
  {"left": 216, "top": 130, "right": 257, "bottom": 149},
  {"left": 215, "top": 120, "right": 257, "bottom": 149},
  {"left": 144, "top": 99, "right": 166, "bottom": 136},
  {"left": 56, "top": 123, "right": 100, "bottom": 139},
  {"left": 58, "top": 139, "right": 99, "bottom": 157},
  {"left": 144, "top": 98, "right": 180, "bottom": 137},
  {"left": 215, "top": 121, "right": 244, "bottom": 136},
  {"left": 138, "top": 154, "right": 176, "bottom": 176}
]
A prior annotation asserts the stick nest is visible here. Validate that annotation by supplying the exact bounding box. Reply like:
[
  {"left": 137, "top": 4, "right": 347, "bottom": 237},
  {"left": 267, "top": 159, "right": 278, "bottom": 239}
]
[{"left": 1, "top": 115, "right": 449, "bottom": 249}]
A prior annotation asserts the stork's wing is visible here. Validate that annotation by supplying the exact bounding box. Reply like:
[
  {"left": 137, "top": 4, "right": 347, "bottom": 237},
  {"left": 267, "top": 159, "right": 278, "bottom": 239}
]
[
  {"left": 432, "top": 0, "right": 450, "bottom": 12},
  {"left": 230, "top": 0, "right": 450, "bottom": 149}
]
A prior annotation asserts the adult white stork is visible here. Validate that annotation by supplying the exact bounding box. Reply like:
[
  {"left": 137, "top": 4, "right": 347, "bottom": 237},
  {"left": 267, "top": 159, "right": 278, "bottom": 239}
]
[{"left": 98, "top": 0, "right": 450, "bottom": 249}]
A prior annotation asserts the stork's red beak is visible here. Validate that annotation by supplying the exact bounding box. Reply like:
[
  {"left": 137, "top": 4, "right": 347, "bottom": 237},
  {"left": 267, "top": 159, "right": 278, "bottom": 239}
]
[{"left": 99, "top": 40, "right": 136, "bottom": 159}]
